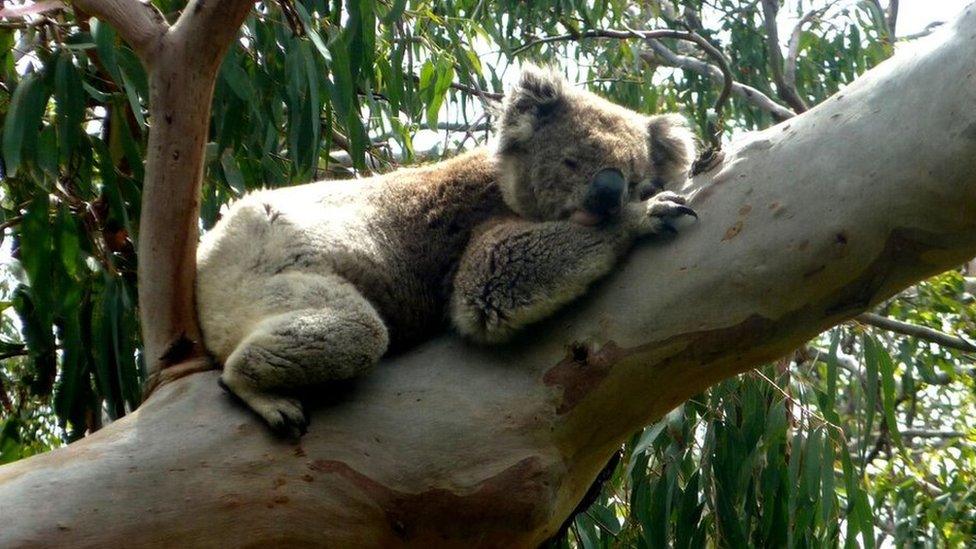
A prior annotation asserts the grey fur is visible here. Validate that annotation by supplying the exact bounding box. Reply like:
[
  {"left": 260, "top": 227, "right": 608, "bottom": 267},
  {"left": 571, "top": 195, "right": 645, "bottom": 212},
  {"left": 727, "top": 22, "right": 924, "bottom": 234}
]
[{"left": 196, "top": 65, "right": 697, "bottom": 436}]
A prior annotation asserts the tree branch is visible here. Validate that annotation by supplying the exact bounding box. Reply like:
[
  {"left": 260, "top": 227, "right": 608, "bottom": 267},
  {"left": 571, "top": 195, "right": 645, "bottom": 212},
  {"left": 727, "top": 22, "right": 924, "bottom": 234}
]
[
  {"left": 901, "top": 429, "right": 965, "bottom": 439},
  {"left": 639, "top": 41, "right": 796, "bottom": 121},
  {"left": 897, "top": 21, "right": 944, "bottom": 42},
  {"left": 886, "top": 0, "right": 899, "bottom": 38},
  {"left": 759, "top": 0, "right": 808, "bottom": 113},
  {"left": 855, "top": 313, "right": 976, "bottom": 353},
  {"left": 169, "top": 0, "right": 257, "bottom": 72},
  {"left": 786, "top": 6, "right": 832, "bottom": 108},
  {"left": 70, "top": 0, "right": 167, "bottom": 61},
  {"left": 409, "top": 74, "right": 504, "bottom": 102},
  {"left": 136, "top": 0, "right": 255, "bottom": 381}
]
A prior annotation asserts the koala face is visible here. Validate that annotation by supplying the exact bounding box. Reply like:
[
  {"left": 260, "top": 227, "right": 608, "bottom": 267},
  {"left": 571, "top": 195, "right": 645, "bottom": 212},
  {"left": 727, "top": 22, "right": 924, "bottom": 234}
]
[{"left": 495, "top": 66, "right": 696, "bottom": 225}]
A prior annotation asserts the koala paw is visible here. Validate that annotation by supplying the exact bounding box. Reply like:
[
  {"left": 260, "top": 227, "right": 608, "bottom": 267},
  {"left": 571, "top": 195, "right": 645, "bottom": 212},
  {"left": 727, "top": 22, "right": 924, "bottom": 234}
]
[
  {"left": 219, "top": 376, "right": 309, "bottom": 439},
  {"left": 641, "top": 191, "right": 698, "bottom": 236}
]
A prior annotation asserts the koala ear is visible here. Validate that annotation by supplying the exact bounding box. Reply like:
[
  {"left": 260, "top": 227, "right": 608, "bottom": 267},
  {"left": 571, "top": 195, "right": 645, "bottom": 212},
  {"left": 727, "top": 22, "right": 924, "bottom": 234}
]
[
  {"left": 647, "top": 114, "right": 697, "bottom": 188},
  {"left": 496, "top": 65, "right": 568, "bottom": 152}
]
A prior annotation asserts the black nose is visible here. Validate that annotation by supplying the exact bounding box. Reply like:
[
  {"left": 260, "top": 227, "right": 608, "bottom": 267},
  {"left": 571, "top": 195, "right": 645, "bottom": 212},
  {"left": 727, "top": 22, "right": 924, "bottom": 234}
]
[{"left": 583, "top": 168, "right": 626, "bottom": 217}]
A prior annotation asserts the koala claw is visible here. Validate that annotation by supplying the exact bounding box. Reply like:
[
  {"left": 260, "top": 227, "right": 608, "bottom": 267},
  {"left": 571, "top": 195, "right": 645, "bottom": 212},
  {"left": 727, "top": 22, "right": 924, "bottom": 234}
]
[
  {"left": 642, "top": 193, "right": 698, "bottom": 236},
  {"left": 219, "top": 377, "right": 309, "bottom": 438}
]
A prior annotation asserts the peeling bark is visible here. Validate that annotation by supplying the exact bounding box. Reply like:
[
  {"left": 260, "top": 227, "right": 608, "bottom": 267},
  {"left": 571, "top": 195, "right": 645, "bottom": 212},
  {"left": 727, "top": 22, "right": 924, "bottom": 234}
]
[{"left": 2, "top": 5, "right": 976, "bottom": 548}]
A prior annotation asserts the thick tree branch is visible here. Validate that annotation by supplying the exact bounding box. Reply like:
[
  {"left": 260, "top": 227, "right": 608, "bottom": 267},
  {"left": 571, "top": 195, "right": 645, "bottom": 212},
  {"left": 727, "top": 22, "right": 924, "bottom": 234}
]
[
  {"left": 70, "top": 0, "right": 167, "bottom": 61},
  {"left": 855, "top": 312, "right": 976, "bottom": 353},
  {"left": 760, "top": 0, "right": 808, "bottom": 113},
  {"left": 1, "top": 6, "right": 976, "bottom": 547}
]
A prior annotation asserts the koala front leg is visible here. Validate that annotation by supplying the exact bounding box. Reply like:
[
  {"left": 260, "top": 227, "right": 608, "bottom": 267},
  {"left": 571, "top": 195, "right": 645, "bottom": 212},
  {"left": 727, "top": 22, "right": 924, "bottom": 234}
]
[{"left": 451, "top": 195, "right": 695, "bottom": 344}]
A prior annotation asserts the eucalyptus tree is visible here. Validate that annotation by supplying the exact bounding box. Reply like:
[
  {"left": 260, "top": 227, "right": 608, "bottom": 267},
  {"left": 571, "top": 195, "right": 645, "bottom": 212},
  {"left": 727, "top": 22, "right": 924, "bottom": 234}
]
[{"left": 0, "top": 1, "right": 974, "bottom": 546}]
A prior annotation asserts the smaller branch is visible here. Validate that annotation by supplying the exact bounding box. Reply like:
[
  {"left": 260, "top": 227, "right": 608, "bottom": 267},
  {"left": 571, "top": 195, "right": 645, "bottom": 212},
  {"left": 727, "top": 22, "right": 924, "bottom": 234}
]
[
  {"left": 760, "top": 0, "right": 808, "bottom": 113},
  {"left": 855, "top": 313, "right": 976, "bottom": 353},
  {"left": 410, "top": 74, "right": 504, "bottom": 102},
  {"left": 70, "top": 0, "right": 167, "bottom": 61},
  {"left": 169, "top": 0, "right": 255, "bottom": 70},
  {"left": 371, "top": 122, "right": 492, "bottom": 146},
  {"left": 897, "top": 21, "right": 944, "bottom": 42},
  {"left": 639, "top": 43, "right": 795, "bottom": 121},
  {"left": 901, "top": 429, "right": 965, "bottom": 439},
  {"left": 0, "top": 216, "right": 23, "bottom": 232},
  {"left": 276, "top": 0, "right": 304, "bottom": 37},
  {"left": 786, "top": 6, "right": 832, "bottom": 107},
  {"left": 0, "top": 347, "right": 28, "bottom": 361},
  {"left": 886, "top": 0, "right": 899, "bottom": 39}
]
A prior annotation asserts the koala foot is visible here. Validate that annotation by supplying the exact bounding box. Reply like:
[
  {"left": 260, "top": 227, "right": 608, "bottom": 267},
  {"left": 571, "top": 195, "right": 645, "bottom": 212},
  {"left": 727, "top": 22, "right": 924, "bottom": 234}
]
[
  {"left": 219, "top": 374, "right": 308, "bottom": 439},
  {"left": 641, "top": 191, "right": 697, "bottom": 235}
]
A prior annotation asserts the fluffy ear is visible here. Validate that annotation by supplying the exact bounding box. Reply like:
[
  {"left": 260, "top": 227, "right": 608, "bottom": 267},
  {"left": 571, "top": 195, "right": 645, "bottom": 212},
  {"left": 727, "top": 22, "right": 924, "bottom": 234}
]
[
  {"left": 647, "top": 114, "right": 697, "bottom": 188},
  {"left": 496, "top": 65, "right": 568, "bottom": 152}
]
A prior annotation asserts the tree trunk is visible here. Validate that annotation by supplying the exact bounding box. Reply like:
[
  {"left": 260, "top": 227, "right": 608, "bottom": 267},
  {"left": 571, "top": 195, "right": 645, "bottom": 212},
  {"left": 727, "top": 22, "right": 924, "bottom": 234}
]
[{"left": 2, "top": 6, "right": 976, "bottom": 548}]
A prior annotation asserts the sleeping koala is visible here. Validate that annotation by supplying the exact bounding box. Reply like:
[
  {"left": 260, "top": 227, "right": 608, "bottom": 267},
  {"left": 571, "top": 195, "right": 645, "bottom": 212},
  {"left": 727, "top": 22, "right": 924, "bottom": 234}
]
[{"left": 196, "top": 66, "right": 697, "bottom": 436}]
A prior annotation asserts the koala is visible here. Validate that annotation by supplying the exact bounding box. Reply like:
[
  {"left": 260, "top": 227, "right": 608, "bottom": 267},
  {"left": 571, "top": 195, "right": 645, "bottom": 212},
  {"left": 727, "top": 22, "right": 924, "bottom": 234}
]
[{"left": 196, "top": 66, "right": 697, "bottom": 436}]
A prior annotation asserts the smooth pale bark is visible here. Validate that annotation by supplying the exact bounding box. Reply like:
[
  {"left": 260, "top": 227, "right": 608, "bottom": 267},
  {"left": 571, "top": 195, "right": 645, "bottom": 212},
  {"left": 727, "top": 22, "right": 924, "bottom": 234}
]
[
  {"left": 3, "top": 6, "right": 976, "bottom": 548},
  {"left": 74, "top": 0, "right": 256, "bottom": 379}
]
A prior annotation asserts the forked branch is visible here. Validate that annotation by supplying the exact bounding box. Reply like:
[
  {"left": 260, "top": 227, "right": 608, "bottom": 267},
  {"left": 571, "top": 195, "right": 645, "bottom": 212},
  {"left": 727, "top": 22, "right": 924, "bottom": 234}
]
[{"left": 71, "top": 0, "right": 167, "bottom": 59}]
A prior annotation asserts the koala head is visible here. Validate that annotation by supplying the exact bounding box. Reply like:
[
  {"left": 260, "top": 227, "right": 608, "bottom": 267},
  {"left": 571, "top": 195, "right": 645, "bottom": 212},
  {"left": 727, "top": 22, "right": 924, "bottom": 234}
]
[{"left": 494, "top": 65, "right": 696, "bottom": 225}]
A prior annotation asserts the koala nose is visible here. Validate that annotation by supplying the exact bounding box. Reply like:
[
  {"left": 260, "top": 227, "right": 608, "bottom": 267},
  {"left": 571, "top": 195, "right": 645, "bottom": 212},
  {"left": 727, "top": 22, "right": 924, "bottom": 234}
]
[{"left": 584, "top": 168, "right": 626, "bottom": 217}]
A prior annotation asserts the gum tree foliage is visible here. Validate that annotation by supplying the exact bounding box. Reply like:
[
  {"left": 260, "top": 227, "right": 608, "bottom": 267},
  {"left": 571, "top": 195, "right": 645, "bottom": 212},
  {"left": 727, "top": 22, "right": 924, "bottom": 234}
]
[{"left": 0, "top": 0, "right": 973, "bottom": 545}]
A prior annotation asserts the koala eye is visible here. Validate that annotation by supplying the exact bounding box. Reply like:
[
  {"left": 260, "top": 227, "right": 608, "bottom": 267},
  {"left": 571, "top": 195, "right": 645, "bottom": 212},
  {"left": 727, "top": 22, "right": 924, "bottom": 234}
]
[{"left": 562, "top": 157, "right": 580, "bottom": 170}]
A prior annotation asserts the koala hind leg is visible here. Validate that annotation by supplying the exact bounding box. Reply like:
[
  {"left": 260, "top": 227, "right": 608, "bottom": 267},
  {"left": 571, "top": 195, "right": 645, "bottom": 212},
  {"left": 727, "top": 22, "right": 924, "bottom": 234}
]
[{"left": 219, "top": 271, "right": 388, "bottom": 437}]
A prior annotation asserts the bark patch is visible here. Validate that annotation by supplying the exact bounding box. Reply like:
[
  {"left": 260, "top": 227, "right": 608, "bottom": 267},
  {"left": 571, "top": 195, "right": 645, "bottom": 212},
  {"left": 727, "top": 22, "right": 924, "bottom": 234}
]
[
  {"left": 308, "top": 457, "right": 552, "bottom": 544},
  {"left": 962, "top": 122, "right": 976, "bottom": 141},
  {"left": 543, "top": 342, "right": 624, "bottom": 414}
]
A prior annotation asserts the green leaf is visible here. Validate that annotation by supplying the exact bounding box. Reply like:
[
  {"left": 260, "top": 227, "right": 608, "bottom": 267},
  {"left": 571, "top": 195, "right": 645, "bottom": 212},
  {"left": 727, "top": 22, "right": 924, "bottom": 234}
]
[
  {"left": 116, "top": 46, "right": 148, "bottom": 131},
  {"left": 425, "top": 57, "right": 455, "bottom": 129},
  {"left": 91, "top": 18, "right": 122, "bottom": 84},
  {"left": 864, "top": 334, "right": 901, "bottom": 446},
  {"left": 674, "top": 472, "right": 703, "bottom": 549},
  {"left": 219, "top": 49, "right": 255, "bottom": 103},
  {"left": 861, "top": 334, "right": 880, "bottom": 458},
  {"left": 54, "top": 51, "right": 86, "bottom": 165},
  {"left": 293, "top": 2, "right": 332, "bottom": 62},
  {"left": 221, "top": 151, "right": 246, "bottom": 196},
  {"left": 383, "top": 0, "right": 408, "bottom": 23},
  {"left": 2, "top": 71, "right": 50, "bottom": 176}
]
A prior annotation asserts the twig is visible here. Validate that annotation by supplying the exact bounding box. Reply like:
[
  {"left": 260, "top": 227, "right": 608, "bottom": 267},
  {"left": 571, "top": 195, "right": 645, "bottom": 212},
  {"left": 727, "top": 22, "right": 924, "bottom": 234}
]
[
  {"left": 639, "top": 43, "right": 795, "bottom": 121},
  {"left": 276, "top": 0, "right": 304, "bottom": 37},
  {"left": 760, "top": 0, "right": 808, "bottom": 113},
  {"left": 885, "top": 0, "right": 899, "bottom": 40},
  {"left": 0, "top": 347, "right": 28, "bottom": 361},
  {"left": 785, "top": 5, "right": 834, "bottom": 109},
  {"left": 897, "top": 21, "right": 944, "bottom": 42},
  {"left": 900, "top": 429, "right": 966, "bottom": 439},
  {"left": 0, "top": 216, "right": 23, "bottom": 232},
  {"left": 854, "top": 312, "right": 976, "bottom": 353},
  {"left": 410, "top": 74, "right": 503, "bottom": 102}
]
